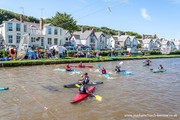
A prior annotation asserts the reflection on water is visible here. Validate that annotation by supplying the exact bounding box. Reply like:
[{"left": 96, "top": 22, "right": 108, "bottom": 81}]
[{"left": 0, "top": 58, "right": 179, "bottom": 120}]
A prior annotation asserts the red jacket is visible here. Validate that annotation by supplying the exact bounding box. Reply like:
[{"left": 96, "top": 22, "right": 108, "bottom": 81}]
[
  {"left": 65, "top": 66, "right": 71, "bottom": 71},
  {"left": 37, "top": 49, "right": 39, "bottom": 54},
  {"left": 102, "top": 70, "right": 106, "bottom": 74}
]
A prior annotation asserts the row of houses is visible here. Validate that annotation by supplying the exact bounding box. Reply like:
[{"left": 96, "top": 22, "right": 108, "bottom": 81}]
[{"left": 0, "top": 16, "right": 180, "bottom": 52}]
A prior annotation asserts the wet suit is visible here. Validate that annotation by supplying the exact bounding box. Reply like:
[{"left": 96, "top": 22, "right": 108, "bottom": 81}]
[
  {"left": 158, "top": 66, "right": 164, "bottom": 70},
  {"left": 115, "top": 68, "right": 121, "bottom": 72},
  {"left": 82, "top": 76, "right": 89, "bottom": 84},
  {"left": 79, "top": 85, "right": 88, "bottom": 94}
]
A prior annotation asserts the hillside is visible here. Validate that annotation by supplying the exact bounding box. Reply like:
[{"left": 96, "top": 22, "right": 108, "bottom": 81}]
[
  {"left": 0, "top": 9, "right": 142, "bottom": 38},
  {"left": 0, "top": 9, "right": 39, "bottom": 24}
]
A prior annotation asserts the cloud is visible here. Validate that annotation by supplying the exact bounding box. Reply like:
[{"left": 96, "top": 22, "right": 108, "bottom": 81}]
[{"left": 141, "top": 8, "right": 151, "bottom": 21}]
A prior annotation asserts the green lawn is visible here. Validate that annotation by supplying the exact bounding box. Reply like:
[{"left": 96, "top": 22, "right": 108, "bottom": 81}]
[{"left": 1, "top": 55, "right": 180, "bottom": 65}]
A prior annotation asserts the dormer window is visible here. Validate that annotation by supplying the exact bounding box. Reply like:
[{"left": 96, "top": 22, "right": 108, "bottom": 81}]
[
  {"left": 48, "top": 28, "right": 52, "bottom": 34},
  {"left": 16, "top": 23, "right": 21, "bottom": 31},
  {"left": 54, "top": 28, "right": 58, "bottom": 35},
  {"left": 8, "top": 23, "right": 13, "bottom": 31}
]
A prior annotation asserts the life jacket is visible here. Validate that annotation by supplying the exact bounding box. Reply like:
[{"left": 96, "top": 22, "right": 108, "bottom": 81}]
[
  {"left": 102, "top": 69, "right": 106, "bottom": 74},
  {"left": 82, "top": 76, "right": 89, "bottom": 84},
  {"left": 115, "top": 68, "right": 120, "bottom": 72},
  {"left": 65, "top": 66, "right": 71, "bottom": 71},
  {"left": 79, "top": 85, "right": 87, "bottom": 94}
]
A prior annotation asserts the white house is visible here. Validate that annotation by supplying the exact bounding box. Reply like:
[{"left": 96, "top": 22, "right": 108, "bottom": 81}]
[
  {"left": 129, "top": 36, "right": 138, "bottom": 49},
  {"left": 95, "top": 32, "right": 106, "bottom": 50},
  {"left": 173, "top": 40, "right": 180, "bottom": 50},
  {"left": 106, "top": 35, "right": 115, "bottom": 49},
  {"left": 71, "top": 28, "right": 98, "bottom": 50},
  {"left": 0, "top": 15, "right": 66, "bottom": 48},
  {"left": 142, "top": 39, "right": 154, "bottom": 50},
  {"left": 113, "top": 35, "right": 131, "bottom": 49},
  {"left": 152, "top": 39, "right": 161, "bottom": 50}
]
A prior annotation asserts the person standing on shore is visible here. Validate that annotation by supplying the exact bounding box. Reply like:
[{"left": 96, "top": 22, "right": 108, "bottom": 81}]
[
  {"left": 52, "top": 47, "right": 56, "bottom": 58},
  {"left": 36, "top": 48, "right": 39, "bottom": 58}
]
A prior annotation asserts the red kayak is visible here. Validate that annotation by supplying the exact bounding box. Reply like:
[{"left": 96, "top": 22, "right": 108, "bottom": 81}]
[
  {"left": 71, "top": 86, "right": 95, "bottom": 103},
  {"left": 71, "top": 65, "right": 93, "bottom": 68}
]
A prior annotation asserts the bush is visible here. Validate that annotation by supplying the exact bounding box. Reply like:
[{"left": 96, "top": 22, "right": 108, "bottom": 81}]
[
  {"left": 170, "top": 50, "right": 180, "bottom": 55},
  {"left": 0, "top": 50, "right": 10, "bottom": 58},
  {"left": 142, "top": 50, "right": 161, "bottom": 55}
]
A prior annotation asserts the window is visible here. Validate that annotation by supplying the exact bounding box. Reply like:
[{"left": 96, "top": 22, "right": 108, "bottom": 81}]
[
  {"left": 41, "top": 37, "right": 44, "bottom": 46},
  {"left": 48, "top": 28, "right": 52, "bottom": 34},
  {"left": 48, "top": 38, "right": 52, "bottom": 45},
  {"left": 8, "top": 23, "right": 13, "bottom": 31},
  {"left": 24, "top": 24, "right": 27, "bottom": 32},
  {"left": 31, "top": 37, "right": 36, "bottom": 42},
  {"left": 59, "top": 39, "right": 62, "bottom": 45},
  {"left": 16, "top": 23, "right": 21, "bottom": 31},
  {"left": 54, "top": 28, "right": 58, "bottom": 35},
  {"left": 16, "top": 36, "right": 21, "bottom": 43},
  {"left": 8, "top": 35, "right": 13, "bottom": 43},
  {"left": 54, "top": 38, "right": 58, "bottom": 45},
  {"left": 60, "top": 29, "right": 62, "bottom": 35}
]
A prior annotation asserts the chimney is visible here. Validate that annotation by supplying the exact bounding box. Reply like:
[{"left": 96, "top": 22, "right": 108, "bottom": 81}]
[
  {"left": 142, "top": 34, "right": 145, "bottom": 39},
  {"left": 125, "top": 32, "right": 128, "bottom": 35},
  {"left": 81, "top": 26, "right": 86, "bottom": 33},
  {"left": 118, "top": 31, "right": 122, "bottom": 36},
  {"left": 40, "top": 18, "right": 43, "bottom": 29},
  {"left": 154, "top": 34, "right": 156, "bottom": 38},
  {"left": 92, "top": 27, "right": 96, "bottom": 33},
  {"left": 20, "top": 14, "right": 24, "bottom": 23}
]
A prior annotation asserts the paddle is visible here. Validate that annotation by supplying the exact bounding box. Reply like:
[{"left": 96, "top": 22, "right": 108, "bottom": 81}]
[
  {"left": 98, "top": 64, "right": 101, "bottom": 68},
  {"left": 119, "top": 61, "right": 123, "bottom": 66},
  {"left": 75, "top": 84, "right": 102, "bottom": 101}
]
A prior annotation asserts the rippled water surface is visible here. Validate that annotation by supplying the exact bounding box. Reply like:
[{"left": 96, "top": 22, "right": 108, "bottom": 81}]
[{"left": 0, "top": 58, "right": 180, "bottom": 120}]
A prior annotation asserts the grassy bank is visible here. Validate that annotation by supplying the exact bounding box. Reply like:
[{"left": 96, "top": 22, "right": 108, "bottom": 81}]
[{"left": 0, "top": 55, "right": 180, "bottom": 67}]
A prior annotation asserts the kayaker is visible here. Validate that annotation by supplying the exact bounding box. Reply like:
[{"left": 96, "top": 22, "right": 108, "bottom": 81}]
[
  {"left": 145, "top": 58, "right": 151, "bottom": 65},
  {"left": 79, "top": 81, "right": 92, "bottom": 95},
  {"left": 82, "top": 73, "right": 90, "bottom": 84},
  {"left": 101, "top": 67, "right": 106, "bottom": 74},
  {"left": 65, "top": 64, "right": 72, "bottom": 71},
  {"left": 158, "top": 64, "right": 164, "bottom": 70},
  {"left": 79, "top": 62, "right": 83, "bottom": 67},
  {"left": 115, "top": 66, "right": 121, "bottom": 72}
]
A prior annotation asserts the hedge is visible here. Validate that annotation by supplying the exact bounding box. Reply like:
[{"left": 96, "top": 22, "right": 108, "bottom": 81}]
[
  {"left": 1, "top": 49, "right": 179, "bottom": 58},
  {"left": 170, "top": 50, "right": 180, "bottom": 55}
]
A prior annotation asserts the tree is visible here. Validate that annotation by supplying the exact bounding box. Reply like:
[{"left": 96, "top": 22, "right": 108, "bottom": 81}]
[
  {"left": 137, "top": 43, "right": 141, "bottom": 48},
  {"left": 45, "top": 12, "right": 77, "bottom": 33}
]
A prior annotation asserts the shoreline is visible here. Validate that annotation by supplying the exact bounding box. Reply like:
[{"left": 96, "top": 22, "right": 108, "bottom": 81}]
[{"left": 0, "top": 55, "right": 180, "bottom": 68}]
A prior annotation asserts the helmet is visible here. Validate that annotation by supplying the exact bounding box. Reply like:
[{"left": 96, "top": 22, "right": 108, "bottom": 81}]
[
  {"left": 66, "top": 64, "right": 69, "bottom": 66},
  {"left": 84, "top": 73, "right": 88, "bottom": 75},
  {"left": 81, "top": 75, "right": 84, "bottom": 77},
  {"left": 102, "top": 67, "right": 104, "bottom": 69}
]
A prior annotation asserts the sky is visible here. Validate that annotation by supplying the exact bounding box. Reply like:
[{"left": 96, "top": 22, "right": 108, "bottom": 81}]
[{"left": 0, "top": 0, "right": 180, "bottom": 40}]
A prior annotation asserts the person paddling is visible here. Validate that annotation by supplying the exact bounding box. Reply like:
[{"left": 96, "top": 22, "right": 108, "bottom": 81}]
[
  {"left": 79, "top": 62, "right": 83, "bottom": 67},
  {"left": 65, "top": 64, "right": 72, "bottom": 71},
  {"left": 145, "top": 58, "right": 151, "bottom": 65},
  {"left": 101, "top": 67, "right": 106, "bottom": 74},
  {"left": 115, "top": 66, "right": 121, "bottom": 72},
  {"left": 78, "top": 81, "right": 92, "bottom": 95},
  {"left": 82, "top": 73, "right": 90, "bottom": 84},
  {"left": 158, "top": 64, "right": 164, "bottom": 70}
]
